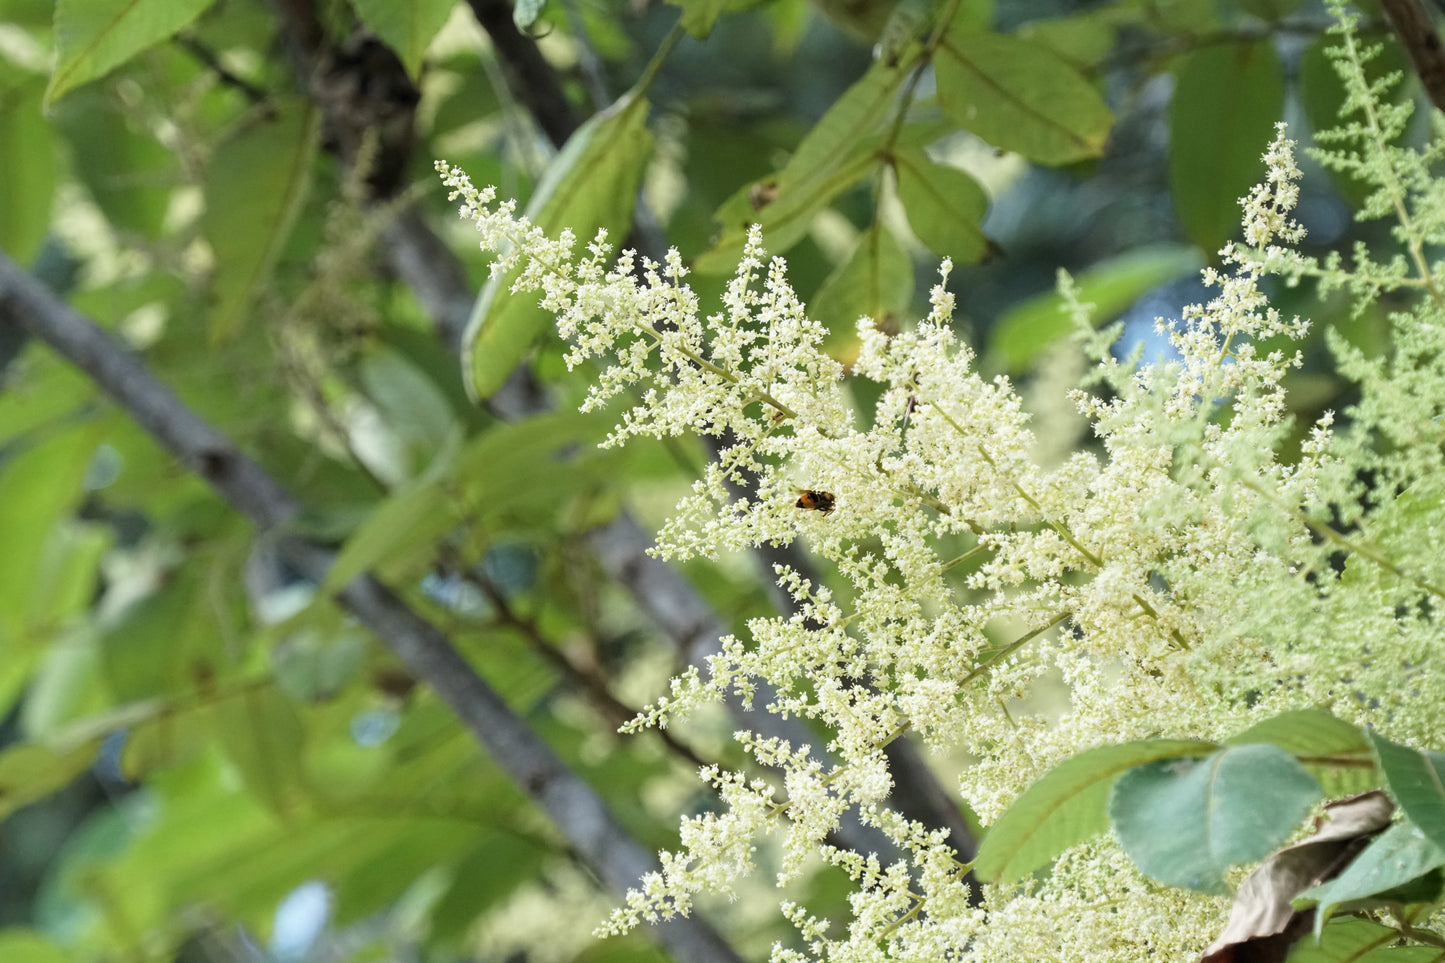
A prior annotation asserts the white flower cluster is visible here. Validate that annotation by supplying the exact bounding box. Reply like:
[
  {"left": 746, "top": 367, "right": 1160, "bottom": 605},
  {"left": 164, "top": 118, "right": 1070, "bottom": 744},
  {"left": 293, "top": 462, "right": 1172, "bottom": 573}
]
[{"left": 438, "top": 23, "right": 1445, "bottom": 952}]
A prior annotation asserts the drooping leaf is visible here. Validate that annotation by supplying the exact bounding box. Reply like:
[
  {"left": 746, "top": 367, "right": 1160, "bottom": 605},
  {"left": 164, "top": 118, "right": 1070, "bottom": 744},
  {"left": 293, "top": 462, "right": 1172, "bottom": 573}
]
[
  {"left": 934, "top": 25, "right": 1112, "bottom": 165},
  {"left": 323, "top": 411, "right": 612, "bottom": 591},
  {"left": 1168, "top": 40, "right": 1284, "bottom": 254},
  {"left": 1368, "top": 731, "right": 1445, "bottom": 851},
  {"left": 1201, "top": 791, "right": 1394, "bottom": 962},
  {"left": 973, "top": 739, "right": 1216, "bottom": 882},
  {"left": 350, "top": 0, "right": 454, "bottom": 79},
  {"left": 46, "top": 0, "right": 215, "bottom": 105},
  {"left": 1110, "top": 744, "right": 1322, "bottom": 894},
  {"left": 985, "top": 246, "right": 1201, "bottom": 373},
  {"left": 891, "top": 147, "right": 994, "bottom": 265},
  {"left": 696, "top": 51, "right": 920, "bottom": 274},
  {"left": 463, "top": 90, "right": 653, "bottom": 399},
  {"left": 202, "top": 102, "right": 320, "bottom": 341},
  {"left": 810, "top": 224, "right": 913, "bottom": 338},
  {"left": 214, "top": 686, "right": 307, "bottom": 814},
  {"left": 1297, "top": 819, "right": 1445, "bottom": 938}
]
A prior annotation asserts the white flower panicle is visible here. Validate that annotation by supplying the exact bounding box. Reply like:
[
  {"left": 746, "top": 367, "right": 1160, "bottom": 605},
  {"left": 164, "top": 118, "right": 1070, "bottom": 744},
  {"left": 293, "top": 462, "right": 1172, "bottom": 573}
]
[{"left": 437, "top": 21, "right": 1445, "bottom": 953}]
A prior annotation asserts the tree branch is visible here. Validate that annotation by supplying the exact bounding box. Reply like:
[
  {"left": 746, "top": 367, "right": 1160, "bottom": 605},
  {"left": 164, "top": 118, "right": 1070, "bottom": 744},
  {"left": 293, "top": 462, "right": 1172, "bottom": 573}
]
[
  {"left": 464, "top": 0, "right": 580, "bottom": 149},
  {"left": 1380, "top": 0, "right": 1445, "bottom": 115},
  {"left": 0, "top": 252, "right": 745, "bottom": 963}
]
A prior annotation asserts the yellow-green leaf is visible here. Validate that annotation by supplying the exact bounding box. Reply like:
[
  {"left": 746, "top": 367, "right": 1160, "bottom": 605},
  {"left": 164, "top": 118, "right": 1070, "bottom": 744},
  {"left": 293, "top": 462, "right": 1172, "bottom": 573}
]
[
  {"left": 202, "top": 102, "right": 320, "bottom": 341},
  {"left": 47, "top": 0, "right": 215, "bottom": 106},
  {"left": 985, "top": 246, "right": 1201, "bottom": 373},
  {"left": 463, "top": 91, "right": 653, "bottom": 400},
  {"left": 350, "top": 0, "right": 454, "bottom": 79},
  {"left": 0, "top": 79, "right": 57, "bottom": 262},
  {"left": 696, "top": 51, "right": 920, "bottom": 274}
]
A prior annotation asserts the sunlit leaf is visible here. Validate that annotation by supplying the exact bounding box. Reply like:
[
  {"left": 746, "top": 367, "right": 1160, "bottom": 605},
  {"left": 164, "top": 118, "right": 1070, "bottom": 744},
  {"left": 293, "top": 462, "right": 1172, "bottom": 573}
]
[
  {"left": 350, "top": 0, "right": 454, "bottom": 79},
  {"left": 47, "top": 0, "right": 214, "bottom": 105},
  {"left": 0, "top": 79, "right": 57, "bottom": 262},
  {"left": 985, "top": 246, "right": 1200, "bottom": 373},
  {"left": 464, "top": 91, "right": 653, "bottom": 399}
]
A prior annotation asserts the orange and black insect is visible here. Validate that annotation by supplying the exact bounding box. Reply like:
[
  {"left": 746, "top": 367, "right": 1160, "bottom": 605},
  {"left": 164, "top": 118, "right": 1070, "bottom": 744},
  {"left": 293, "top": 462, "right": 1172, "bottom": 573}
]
[{"left": 795, "top": 489, "right": 836, "bottom": 515}]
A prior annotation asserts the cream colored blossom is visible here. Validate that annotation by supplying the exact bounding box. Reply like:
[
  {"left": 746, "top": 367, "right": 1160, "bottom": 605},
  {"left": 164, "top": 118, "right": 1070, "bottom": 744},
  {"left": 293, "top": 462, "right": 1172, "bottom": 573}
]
[{"left": 437, "top": 12, "right": 1445, "bottom": 952}]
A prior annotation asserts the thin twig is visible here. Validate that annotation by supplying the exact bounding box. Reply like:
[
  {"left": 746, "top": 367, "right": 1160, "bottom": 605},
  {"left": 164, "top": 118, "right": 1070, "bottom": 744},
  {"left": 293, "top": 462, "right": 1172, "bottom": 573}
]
[{"left": 0, "top": 252, "right": 746, "bottom": 963}]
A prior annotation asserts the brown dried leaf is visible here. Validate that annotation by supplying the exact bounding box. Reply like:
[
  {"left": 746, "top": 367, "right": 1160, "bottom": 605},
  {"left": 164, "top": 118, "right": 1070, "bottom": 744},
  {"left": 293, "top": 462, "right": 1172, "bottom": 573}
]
[{"left": 1201, "top": 791, "right": 1394, "bottom": 962}]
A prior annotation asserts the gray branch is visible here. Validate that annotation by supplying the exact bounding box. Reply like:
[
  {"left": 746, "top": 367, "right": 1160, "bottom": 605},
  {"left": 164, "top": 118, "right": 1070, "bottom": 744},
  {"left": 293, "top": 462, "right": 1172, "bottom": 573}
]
[{"left": 0, "top": 252, "right": 746, "bottom": 963}]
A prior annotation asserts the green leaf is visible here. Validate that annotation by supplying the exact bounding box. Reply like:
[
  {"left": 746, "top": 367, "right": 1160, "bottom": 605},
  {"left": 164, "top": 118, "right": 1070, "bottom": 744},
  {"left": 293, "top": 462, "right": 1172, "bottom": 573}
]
[
  {"left": 1297, "top": 820, "right": 1445, "bottom": 938},
  {"left": 934, "top": 26, "right": 1112, "bottom": 165},
  {"left": 51, "top": 86, "right": 175, "bottom": 238},
  {"left": 891, "top": 147, "right": 994, "bottom": 265},
  {"left": 350, "top": 0, "right": 454, "bottom": 79},
  {"left": 321, "top": 465, "right": 452, "bottom": 593},
  {"left": 1299, "top": 35, "right": 1409, "bottom": 209},
  {"left": 0, "top": 79, "right": 58, "bottom": 262},
  {"left": 666, "top": 0, "right": 729, "bottom": 38},
  {"left": 323, "top": 410, "right": 611, "bottom": 591},
  {"left": 47, "top": 0, "right": 215, "bottom": 106},
  {"left": 430, "top": 833, "right": 546, "bottom": 941},
  {"left": 1110, "top": 744, "right": 1322, "bottom": 894},
  {"left": 1229, "top": 709, "right": 1370, "bottom": 756},
  {"left": 810, "top": 224, "right": 913, "bottom": 337},
  {"left": 358, "top": 347, "right": 459, "bottom": 462},
  {"left": 214, "top": 686, "right": 307, "bottom": 814},
  {"left": 0, "top": 929, "right": 72, "bottom": 963},
  {"left": 1287, "top": 918, "right": 1433, "bottom": 962},
  {"left": 1368, "top": 731, "right": 1445, "bottom": 851},
  {"left": 0, "top": 742, "right": 97, "bottom": 820},
  {"left": 0, "top": 426, "right": 100, "bottom": 640},
  {"left": 985, "top": 246, "right": 1201, "bottom": 373},
  {"left": 696, "top": 52, "right": 919, "bottom": 273},
  {"left": 1168, "top": 40, "right": 1284, "bottom": 253},
  {"left": 463, "top": 91, "right": 653, "bottom": 399},
  {"left": 202, "top": 101, "right": 320, "bottom": 341},
  {"left": 1229, "top": 708, "right": 1377, "bottom": 798},
  {"left": 973, "top": 739, "right": 1217, "bottom": 882}
]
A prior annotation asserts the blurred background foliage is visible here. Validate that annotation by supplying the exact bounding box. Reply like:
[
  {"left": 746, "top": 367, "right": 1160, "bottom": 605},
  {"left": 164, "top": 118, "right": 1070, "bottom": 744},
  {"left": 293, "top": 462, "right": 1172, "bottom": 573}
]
[{"left": 0, "top": 0, "right": 1425, "bottom": 960}]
